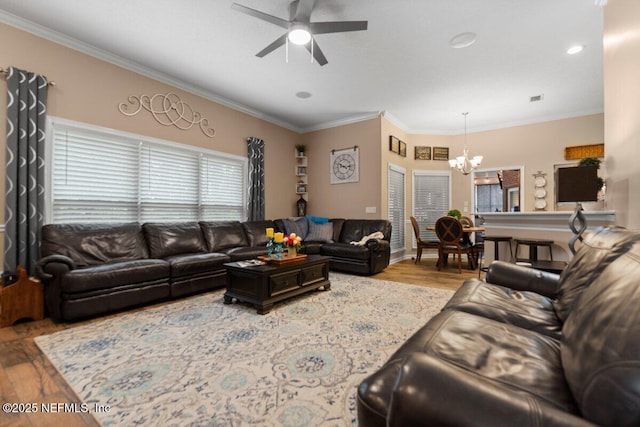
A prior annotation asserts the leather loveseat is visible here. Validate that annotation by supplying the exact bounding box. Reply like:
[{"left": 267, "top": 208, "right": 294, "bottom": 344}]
[
  {"left": 36, "top": 217, "right": 391, "bottom": 321},
  {"left": 357, "top": 226, "right": 640, "bottom": 427}
]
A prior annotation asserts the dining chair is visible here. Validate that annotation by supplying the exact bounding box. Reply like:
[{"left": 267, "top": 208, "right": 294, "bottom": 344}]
[
  {"left": 435, "top": 216, "right": 474, "bottom": 273},
  {"left": 460, "top": 215, "right": 474, "bottom": 227},
  {"left": 410, "top": 216, "right": 439, "bottom": 264}
]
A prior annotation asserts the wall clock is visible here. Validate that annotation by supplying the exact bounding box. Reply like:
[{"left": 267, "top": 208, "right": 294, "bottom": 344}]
[{"left": 330, "top": 147, "right": 359, "bottom": 184}]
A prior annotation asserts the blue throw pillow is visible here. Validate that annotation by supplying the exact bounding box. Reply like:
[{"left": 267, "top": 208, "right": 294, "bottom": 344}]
[
  {"left": 305, "top": 221, "right": 334, "bottom": 243},
  {"left": 306, "top": 215, "right": 329, "bottom": 224}
]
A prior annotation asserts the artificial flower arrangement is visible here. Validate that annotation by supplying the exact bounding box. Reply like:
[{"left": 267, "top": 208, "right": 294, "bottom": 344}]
[{"left": 283, "top": 233, "right": 302, "bottom": 251}]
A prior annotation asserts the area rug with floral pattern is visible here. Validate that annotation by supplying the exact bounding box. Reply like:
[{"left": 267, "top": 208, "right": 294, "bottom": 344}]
[{"left": 35, "top": 272, "right": 453, "bottom": 426}]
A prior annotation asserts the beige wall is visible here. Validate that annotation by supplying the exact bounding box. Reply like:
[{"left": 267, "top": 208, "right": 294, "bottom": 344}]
[
  {"left": 377, "top": 114, "right": 604, "bottom": 259},
  {"left": 451, "top": 114, "right": 605, "bottom": 213},
  {"left": 603, "top": 0, "right": 640, "bottom": 228},
  {"left": 0, "top": 22, "right": 302, "bottom": 226},
  {"left": 300, "top": 118, "right": 382, "bottom": 218}
]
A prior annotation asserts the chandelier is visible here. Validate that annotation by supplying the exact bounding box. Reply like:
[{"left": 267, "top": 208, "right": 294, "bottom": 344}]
[{"left": 449, "top": 112, "right": 483, "bottom": 175}]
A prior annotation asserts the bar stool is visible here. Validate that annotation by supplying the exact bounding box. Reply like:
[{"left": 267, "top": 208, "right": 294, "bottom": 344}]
[
  {"left": 514, "top": 239, "right": 554, "bottom": 262},
  {"left": 478, "top": 236, "right": 513, "bottom": 278}
]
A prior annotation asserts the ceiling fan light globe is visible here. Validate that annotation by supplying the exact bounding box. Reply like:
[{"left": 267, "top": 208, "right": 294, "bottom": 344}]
[{"left": 288, "top": 27, "right": 311, "bottom": 45}]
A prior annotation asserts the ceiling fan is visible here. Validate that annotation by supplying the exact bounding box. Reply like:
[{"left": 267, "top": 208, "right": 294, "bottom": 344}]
[{"left": 231, "top": 0, "right": 368, "bottom": 66}]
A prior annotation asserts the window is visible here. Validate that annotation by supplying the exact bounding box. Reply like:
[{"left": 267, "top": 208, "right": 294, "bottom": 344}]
[
  {"left": 412, "top": 170, "right": 450, "bottom": 245},
  {"left": 47, "top": 118, "right": 247, "bottom": 223},
  {"left": 472, "top": 167, "right": 523, "bottom": 212},
  {"left": 388, "top": 164, "right": 406, "bottom": 253}
]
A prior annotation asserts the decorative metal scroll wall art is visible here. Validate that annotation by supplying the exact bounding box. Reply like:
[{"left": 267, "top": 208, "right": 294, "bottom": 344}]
[{"left": 118, "top": 92, "right": 216, "bottom": 138}]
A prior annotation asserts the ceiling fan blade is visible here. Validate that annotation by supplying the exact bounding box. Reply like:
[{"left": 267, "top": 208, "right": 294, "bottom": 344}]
[
  {"left": 309, "top": 21, "right": 368, "bottom": 34},
  {"left": 292, "top": 0, "right": 315, "bottom": 23},
  {"left": 306, "top": 38, "right": 328, "bottom": 66},
  {"left": 256, "top": 34, "right": 288, "bottom": 57},
  {"left": 231, "top": 3, "right": 290, "bottom": 29}
]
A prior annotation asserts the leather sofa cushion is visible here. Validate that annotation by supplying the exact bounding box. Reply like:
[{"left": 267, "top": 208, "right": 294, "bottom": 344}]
[
  {"left": 561, "top": 240, "right": 640, "bottom": 427},
  {"left": 444, "top": 278, "right": 562, "bottom": 339},
  {"left": 165, "top": 252, "right": 230, "bottom": 278},
  {"left": 340, "top": 219, "right": 391, "bottom": 244},
  {"left": 391, "top": 310, "right": 576, "bottom": 413},
  {"left": 143, "top": 222, "right": 207, "bottom": 259},
  {"left": 330, "top": 219, "right": 345, "bottom": 242},
  {"left": 321, "top": 242, "right": 370, "bottom": 260},
  {"left": 223, "top": 246, "right": 268, "bottom": 261},
  {"left": 62, "top": 259, "right": 170, "bottom": 293},
  {"left": 553, "top": 226, "right": 640, "bottom": 322},
  {"left": 301, "top": 242, "right": 323, "bottom": 255},
  {"left": 199, "top": 221, "right": 249, "bottom": 252},
  {"left": 41, "top": 223, "right": 148, "bottom": 267},
  {"left": 242, "top": 220, "right": 276, "bottom": 246}
]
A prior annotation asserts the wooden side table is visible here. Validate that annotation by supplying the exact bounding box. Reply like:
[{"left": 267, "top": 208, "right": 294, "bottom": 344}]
[{"left": 0, "top": 266, "right": 44, "bottom": 328}]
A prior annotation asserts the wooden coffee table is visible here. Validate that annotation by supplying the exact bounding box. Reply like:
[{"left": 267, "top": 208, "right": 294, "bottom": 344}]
[{"left": 223, "top": 255, "right": 331, "bottom": 314}]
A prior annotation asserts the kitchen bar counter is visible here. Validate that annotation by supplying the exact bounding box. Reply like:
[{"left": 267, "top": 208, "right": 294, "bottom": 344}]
[{"left": 479, "top": 210, "right": 616, "bottom": 263}]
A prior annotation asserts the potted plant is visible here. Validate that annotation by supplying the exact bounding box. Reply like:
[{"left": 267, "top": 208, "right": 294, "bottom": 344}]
[
  {"left": 447, "top": 209, "right": 462, "bottom": 219},
  {"left": 579, "top": 157, "right": 605, "bottom": 191},
  {"left": 295, "top": 144, "right": 306, "bottom": 156},
  {"left": 578, "top": 157, "right": 601, "bottom": 169}
]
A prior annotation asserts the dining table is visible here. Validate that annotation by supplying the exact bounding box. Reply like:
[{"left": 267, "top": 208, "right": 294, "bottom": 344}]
[{"left": 426, "top": 225, "right": 485, "bottom": 270}]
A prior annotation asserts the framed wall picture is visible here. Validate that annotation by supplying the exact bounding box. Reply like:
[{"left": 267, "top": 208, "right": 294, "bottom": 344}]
[
  {"left": 389, "top": 136, "right": 400, "bottom": 154},
  {"left": 432, "top": 146, "right": 450, "bottom": 161},
  {"left": 399, "top": 141, "right": 407, "bottom": 157},
  {"left": 415, "top": 146, "right": 431, "bottom": 160}
]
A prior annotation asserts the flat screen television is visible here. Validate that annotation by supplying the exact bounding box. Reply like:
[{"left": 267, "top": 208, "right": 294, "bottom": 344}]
[{"left": 556, "top": 166, "right": 599, "bottom": 203}]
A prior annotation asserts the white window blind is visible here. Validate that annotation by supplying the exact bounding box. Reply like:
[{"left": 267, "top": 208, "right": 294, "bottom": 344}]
[
  {"left": 388, "top": 164, "right": 406, "bottom": 253},
  {"left": 412, "top": 171, "right": 450, "bottom": 245},
  {"left": 49, "top": 119, "right": 246, "bottom": 224}
]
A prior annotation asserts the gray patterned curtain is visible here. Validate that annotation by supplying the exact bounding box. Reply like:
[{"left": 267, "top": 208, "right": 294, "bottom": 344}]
[
  {"left": 247, "top": 137, "right": 265, "bottom": 221},
  {"left": 4, "top": 67, "right": 48, "bottom": 276}
]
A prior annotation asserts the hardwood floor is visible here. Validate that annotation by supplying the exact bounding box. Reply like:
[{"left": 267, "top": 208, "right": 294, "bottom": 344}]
[{"left": 0, "top": 257, "right": 477, "bottom": 427}]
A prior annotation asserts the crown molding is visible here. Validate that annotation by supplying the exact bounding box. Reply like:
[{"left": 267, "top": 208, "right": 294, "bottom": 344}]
[
  {"left": 388, "top": 108, "right": 604, "bottom": 136},
  {"left": 301, "top": 112, "right": 381, "bottom": 133},
  {"left": 0, "top": 10, "right": 305, "bottom": 134}
]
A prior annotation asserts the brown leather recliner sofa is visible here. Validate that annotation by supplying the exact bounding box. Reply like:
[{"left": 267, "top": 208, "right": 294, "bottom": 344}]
[
  {"left": 357, "top": 226, "right": 640, "bottom": 427},
  {"left": 36, "top": 218, "right": 391, "bottom": 321}
]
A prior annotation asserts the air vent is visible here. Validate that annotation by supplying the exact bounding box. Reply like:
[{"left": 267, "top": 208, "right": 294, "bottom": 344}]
[{"left": 530, "top": 94, "right": 544, "bottom": 102}]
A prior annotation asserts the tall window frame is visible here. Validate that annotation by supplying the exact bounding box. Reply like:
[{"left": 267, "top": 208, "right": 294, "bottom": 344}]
[
  {"left": 412, "top": 170, "right": 451, "bottom": 247},
  {"left": 45, "top": 117, "right": 248, "bottom": 224},
  {"left": 388, "top": 163, "right": 406, "bottom": 253}
]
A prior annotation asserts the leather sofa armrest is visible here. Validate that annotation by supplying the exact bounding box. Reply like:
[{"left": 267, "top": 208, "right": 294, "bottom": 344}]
[
  {"left": 387, "top": 353, "right": 597, "bottom": 427},
  {"left": 485, "top": 260, "right": 560, "bottom": 299},
  {"left": 365, "top": 238, "right": 389, "bottom": 252},
  {"left": 35, "top": 254, "right": 77, "bottom": 281}
]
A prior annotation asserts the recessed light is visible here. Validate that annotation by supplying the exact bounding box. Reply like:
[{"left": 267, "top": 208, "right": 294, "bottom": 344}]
[
  {"left": 450, "top": 32, "right": 477, "bottom": 49},
  {"left": 296, "top": 91, "right": 312, "bottom": 99},
  {"left": 567, "top": 45, "right": 584, "bottom": 55}
]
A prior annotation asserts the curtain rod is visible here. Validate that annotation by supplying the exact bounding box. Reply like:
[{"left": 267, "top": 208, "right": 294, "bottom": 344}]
[{"left": 0, "top": 67, "right": 57, "bottom": 86}]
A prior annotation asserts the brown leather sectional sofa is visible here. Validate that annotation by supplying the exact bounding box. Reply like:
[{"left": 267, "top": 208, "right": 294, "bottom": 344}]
[
  {"left": 35, "top": 218, "right": 391, "bottom": 321},
  {"left": 357, "top": 226, "right": 640, "bottom": 427}
]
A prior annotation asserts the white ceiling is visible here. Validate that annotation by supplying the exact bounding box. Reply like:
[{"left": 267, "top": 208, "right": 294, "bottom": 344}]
[{"left": 0, "top": 0, "right": 604, "bottom": 134}]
